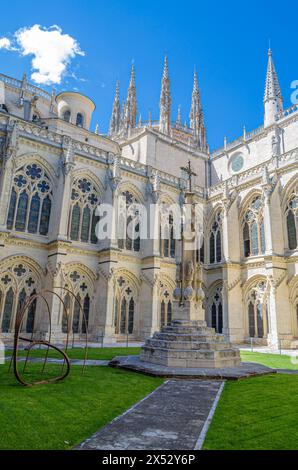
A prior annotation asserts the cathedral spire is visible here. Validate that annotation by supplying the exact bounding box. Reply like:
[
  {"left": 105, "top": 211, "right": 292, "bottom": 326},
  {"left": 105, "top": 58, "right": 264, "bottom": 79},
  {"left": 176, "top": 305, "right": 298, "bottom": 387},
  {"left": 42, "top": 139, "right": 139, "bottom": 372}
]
[
  {"left": 176, "top": 105, "right": 182, "bottom": 128},
  {"left": 109, "top": 80, "right": 121, "bottom": 135},
  {"left": 159, "top": 56, "right": 171, "bottom": 135},
  {"left": 189, "top": 70, "right": 207, "bottom": 151},
  {"left": 123, "top": 63, "right": 137, "bottom": 134},
  {"left": 264, "top": 48, "right": 283, "bottom": 127}
]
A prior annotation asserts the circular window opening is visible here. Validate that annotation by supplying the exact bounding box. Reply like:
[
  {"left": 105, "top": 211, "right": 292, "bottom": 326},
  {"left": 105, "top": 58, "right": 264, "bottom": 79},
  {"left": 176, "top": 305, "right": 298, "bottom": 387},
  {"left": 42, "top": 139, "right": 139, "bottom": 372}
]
[{"left": 230, "top": 154, "right": 244, "bottom": 173}]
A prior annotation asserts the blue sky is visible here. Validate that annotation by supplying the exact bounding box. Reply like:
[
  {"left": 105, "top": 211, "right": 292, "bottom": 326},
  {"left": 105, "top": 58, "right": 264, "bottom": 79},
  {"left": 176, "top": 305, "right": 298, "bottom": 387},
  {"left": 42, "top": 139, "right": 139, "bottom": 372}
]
[{"left": 0, "top": 0, "right": 297, "bottom": 150}]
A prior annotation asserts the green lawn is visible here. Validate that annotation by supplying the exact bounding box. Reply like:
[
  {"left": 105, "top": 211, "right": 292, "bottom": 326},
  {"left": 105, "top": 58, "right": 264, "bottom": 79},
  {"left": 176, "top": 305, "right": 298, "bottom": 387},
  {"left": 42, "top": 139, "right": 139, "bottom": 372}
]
[
  {"left": 240, "top": 350, "right": 298, "bottom": 370},
  {"left": 6, "top": 346, "right": 141, "bottom": 361},
  {"left": 203, "top": 374, "right": 298, "bottom": 450},
  {"left": 0, "top": 363, "right": 162, "bottom": 450}
]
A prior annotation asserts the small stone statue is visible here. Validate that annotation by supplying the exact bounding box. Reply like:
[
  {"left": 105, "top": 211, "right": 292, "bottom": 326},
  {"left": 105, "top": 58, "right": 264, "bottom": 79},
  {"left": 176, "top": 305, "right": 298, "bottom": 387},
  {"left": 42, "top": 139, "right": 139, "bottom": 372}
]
[
  {"left": 272, "top": 134, "right": 280, "bottom": 157},
  {"left": 186, "top": 260, "right": 194, "bottom": 281}
]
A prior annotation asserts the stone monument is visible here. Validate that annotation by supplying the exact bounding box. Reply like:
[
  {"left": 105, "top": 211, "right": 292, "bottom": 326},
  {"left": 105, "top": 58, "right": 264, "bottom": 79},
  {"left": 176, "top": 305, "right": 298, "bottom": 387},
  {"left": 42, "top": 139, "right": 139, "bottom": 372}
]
[{"left": 140, "top": 161, "right": 241, "bottom": 368}]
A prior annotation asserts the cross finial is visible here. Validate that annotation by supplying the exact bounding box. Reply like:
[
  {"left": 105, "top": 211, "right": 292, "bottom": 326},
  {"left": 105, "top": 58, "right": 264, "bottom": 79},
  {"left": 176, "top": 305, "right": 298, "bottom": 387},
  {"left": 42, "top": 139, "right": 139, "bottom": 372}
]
[{"left": 180, "top": 159, "right": 197, "bottom": 192}]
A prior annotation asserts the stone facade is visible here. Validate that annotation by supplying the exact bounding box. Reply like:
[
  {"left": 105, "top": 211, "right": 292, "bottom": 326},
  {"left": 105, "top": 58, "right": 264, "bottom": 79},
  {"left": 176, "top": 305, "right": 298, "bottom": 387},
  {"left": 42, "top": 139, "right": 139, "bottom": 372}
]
[{"left": 0, "top": 51, "right": 297, "bottom": 348}]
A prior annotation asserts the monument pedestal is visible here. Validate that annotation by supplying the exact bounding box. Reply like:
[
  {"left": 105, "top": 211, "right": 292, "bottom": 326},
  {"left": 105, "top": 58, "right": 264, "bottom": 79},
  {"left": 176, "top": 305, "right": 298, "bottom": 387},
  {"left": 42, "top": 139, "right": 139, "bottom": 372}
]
[{"left": 140, "top": 319, "right": 240, "bottom": 369}]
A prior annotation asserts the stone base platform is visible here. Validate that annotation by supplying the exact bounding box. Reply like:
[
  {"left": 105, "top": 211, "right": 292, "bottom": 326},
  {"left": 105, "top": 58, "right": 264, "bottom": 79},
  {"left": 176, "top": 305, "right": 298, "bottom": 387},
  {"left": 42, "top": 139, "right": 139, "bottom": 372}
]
[
  {"left": 140, "top": 320, "right": 241, "bottom": 369},
  {"left": 109, "top": 355, "right": 276, "bottom": 380}
]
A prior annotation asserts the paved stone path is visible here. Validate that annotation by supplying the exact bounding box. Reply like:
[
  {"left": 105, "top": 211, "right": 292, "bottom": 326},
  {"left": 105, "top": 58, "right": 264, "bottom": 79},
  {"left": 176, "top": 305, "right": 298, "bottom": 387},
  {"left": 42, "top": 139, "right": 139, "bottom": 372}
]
[
  {"left": 76, "top": 380, "right": 224, "bottom": 450},
  {"left": 6, "top": 357, "right": 108, "bottom": 366}
]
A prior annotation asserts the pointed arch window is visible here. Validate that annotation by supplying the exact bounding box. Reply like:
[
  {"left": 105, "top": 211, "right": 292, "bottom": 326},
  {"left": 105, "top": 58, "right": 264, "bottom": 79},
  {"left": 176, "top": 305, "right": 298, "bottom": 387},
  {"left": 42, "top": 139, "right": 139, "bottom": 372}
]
[
  {"left": 242, "top": 196, "right": 265, "bottom": 258},
  {"left": 82, "top": 294, "right": 90, "bottom": 334},
  {"left": 26, "top": 290, "right": 37, "bottom": 333},
  {"left": 209, "top": 287, "right": 223, "bottom": 333},
  {"left": 72, "top": 296, "right": 81, "bottom": 334},
  {"left": 61, "top": 271, "right": 92, "bottom": 335},
  {"left": 62, "top": 293, "right": 70, "bottom": 333},
  {"left": 285, "top": 190, "right": 298, "bottom": 250},
  {"left": 160, "top": 209, "right": 175, "bottom": 258},
  {"left": 209, "top": 211, "right": 223, "bottom": 264},
  {"left": 114, "top": 277, "right": 136, "bottom": 335},
  {"left": 7, "top": 163, "right": 52, "bottom": 235},
  {"left": 1, "top": 287, "right": 14, "bottom": 332},
  {"left": 68, "top": 177, "right": 100, "bottom": 244},
  {"left": 118, "top": 190, "right": 140, "bottom": 252},
  {"left": 247, "top": 282, "right": 268, "bottom": 339},
  {"left": 159, "top": 286, "right": 173, "bottom": 328},
  {"left": 0, "top": 263, "right": 38, "bottom": 334}
]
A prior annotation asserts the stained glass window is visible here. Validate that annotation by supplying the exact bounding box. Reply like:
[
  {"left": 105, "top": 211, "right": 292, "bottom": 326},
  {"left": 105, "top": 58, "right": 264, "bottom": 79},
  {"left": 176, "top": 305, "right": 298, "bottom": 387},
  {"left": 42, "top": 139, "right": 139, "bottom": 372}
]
[
  {"left": 230, "top": 154, "right": 244, "bottom": 173},
  {"left": 7, "top": 164, "right": 52, "bottom": 235},
  {"left": 1, "top": 288, "right": 14, "bottom": 332},
  {"left": 286, "top": 192, "right": 298, "bottom": 250},
  {"left": 7, "top": 188, "right": 17, "bottom": 230},
  {"left": 28, "top": 193, "right": 40, "bottom": 233},
  {"left": 72, "top": 296, "right": 81, "bottom": 333},
  {"left": 82, "top": 294, "right": 90, "bottom": 334},
  {"left": 248, "top": 302, "right": 255, "bottom": 337},
  {"left": 26, "top": 291, "right": 36, "bottom": 333},
  {"left": 243, "top": 196, "right": 265, "bottom": 258},
  {"left": 15, "top": 191, "right": 28, "bottom": 231},
  {"left": 209, "top": 211, "right": 222, "bottom": 264},
  {"left": 128, "top": 298, "right": 134, "bottom": 334},
  {"left": 69, "top": 177, "right": 100, "bottom": 244},
  {"left": 70, "top": 205, "right": 80, "bottom": 241},
  {"left": 120, "top": 298, "right": 127, "bottom": 334}
]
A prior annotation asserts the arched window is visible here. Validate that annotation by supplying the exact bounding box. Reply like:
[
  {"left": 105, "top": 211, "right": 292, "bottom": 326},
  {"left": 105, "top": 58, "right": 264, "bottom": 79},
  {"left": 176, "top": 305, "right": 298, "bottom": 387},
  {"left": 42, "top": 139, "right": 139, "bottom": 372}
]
[
  {"left": 159, "top": 284, "right": 173, "bottom": 328},
  {"left": 285, "top": 189, "right": 298, "bottom": 250},
  {"left": 72, "top": 295, "right": 81, "bottom": 334},
  {"left": 1, "top": 287, "right": 14, "bottom": 332},
  {"left": 160, "top": 208, "right": 175, "bottom": 258},
  {"left": 7, "top": 163, "right": 52, "bottom": 235},
  {"left": 68, "top": 177, "right": 100, "bottom": 244},
  {"left": 26, "top": 290, "right": 37, "bottom": 333},
  {"left": 63, "top": 110, "right": 71, "bottom": 122},
  {"left": 246, "top": 281, "right": 268, "bottom": 339},
  {"left": 62, "top": 293, "right": 70, "bottom": 334},
  {"left": 0, "top": 262, "right": 39, "bottom": 333},
  {"left": 61, "top": 270, "right": 92, "bottom": 335},
  {"left": 242, "top": 196, "right": 265, "bottom": 258},
  {"left": 114, "top": 276, "right": 137, "bottom": 335},
  {"left": 209, "top": 286, "right": 223, "bottom": 334},
  {"left": 209, "top": 211, "right": 223, "bottom": 264},
  {"left": 118, "top": 190, "right": 140, "bottom": 252},
  {"left": 76, "top": 113, "right": 84, "bottom": 127}
]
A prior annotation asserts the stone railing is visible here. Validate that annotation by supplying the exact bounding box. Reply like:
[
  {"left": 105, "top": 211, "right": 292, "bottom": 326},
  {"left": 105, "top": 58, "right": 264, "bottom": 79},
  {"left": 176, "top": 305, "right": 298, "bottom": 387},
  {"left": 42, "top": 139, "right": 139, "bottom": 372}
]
[
  {"left": 211, "top": 124, "right": 265, "bottom": 158},
  {"left": 0, "top": 73, "right": 52, "bottom": 101},
  {"left": 0, "top": 113, "right": 206, "bottom": 196},
  {"left": 282, "top": 104, "right": 298, "bottom": 118},
  {"left": 208, "top": 146, "right": 298, "bottom": 198}
]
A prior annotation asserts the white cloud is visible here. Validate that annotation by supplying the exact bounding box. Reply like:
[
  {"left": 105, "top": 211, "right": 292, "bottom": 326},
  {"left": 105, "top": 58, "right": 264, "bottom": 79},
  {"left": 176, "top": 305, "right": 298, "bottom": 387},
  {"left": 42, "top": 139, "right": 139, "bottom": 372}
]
[
  {"left": 0, "top": 37, "right": 12, "bottom": 50},
  {"left": 0, "top": 25, "right": 85, "bottom": 85}
]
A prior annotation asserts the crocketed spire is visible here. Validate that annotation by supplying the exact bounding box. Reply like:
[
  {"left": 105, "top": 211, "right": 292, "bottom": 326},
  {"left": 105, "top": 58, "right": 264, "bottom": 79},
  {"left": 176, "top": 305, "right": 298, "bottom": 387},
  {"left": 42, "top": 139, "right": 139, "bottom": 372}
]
[
  {"left": 109, "top": 80, "right": 121, "bottom": 135},
  {"left": 159, "top": 56, "right": 171, "bottom": 135},
  {"left": 189, "top": 70, "right": 207, "bottom": 152},
  {"left": 123, "top": 63, "right": 137, "bottom": 134},
  {"left": 264, "top": 49, "right": 283, "bottom": 127}
]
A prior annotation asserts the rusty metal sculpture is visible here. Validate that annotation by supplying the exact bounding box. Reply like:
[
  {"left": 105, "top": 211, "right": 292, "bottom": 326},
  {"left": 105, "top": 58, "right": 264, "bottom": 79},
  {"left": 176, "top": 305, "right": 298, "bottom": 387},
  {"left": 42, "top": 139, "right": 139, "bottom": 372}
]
[{"left": 8, "top": 287, "right": 88, "bottom": 386}]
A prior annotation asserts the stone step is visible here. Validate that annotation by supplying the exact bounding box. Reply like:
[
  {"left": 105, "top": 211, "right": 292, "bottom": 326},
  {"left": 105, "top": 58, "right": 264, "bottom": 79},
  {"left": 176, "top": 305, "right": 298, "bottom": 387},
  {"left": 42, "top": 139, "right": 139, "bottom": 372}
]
[
  {"left": 153, "top": 332, "right": 226, "bottom": 343},
  {"left": 161, "top": 325, "right": 216, "bottom": 335},
  {"left": 144, "top": 338, "right": 232, "bottom": 351},
  {"left": 140, "top": 349, "right": 240, "bottom": 369},
  {"left": 141, "top": 346, "right": 240, "bottom": 361}
]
